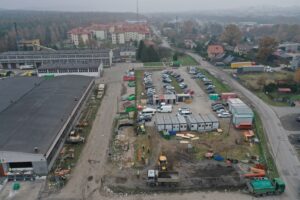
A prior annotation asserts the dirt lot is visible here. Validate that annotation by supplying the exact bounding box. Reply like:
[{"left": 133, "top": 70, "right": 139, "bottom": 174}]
[
  {"left": 102, "top": 66, "right": 259, "bottom": 194},
  {"left": 280, "top": 113, "right": 300, "bottom": 131}
]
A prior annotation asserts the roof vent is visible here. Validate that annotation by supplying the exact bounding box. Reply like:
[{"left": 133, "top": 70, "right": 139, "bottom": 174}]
[{"left": 34, "top": 147, "right": 39, "bottom": 153}]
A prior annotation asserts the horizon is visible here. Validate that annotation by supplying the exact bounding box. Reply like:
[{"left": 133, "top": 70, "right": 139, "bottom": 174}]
[{"left": 0, "top": 0, "right": 300, "bottom": 13}]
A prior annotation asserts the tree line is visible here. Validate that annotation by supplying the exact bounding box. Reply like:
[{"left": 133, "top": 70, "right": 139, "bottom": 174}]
[{"left": 0, "top": 10, "right": 139, "bottom": 52}]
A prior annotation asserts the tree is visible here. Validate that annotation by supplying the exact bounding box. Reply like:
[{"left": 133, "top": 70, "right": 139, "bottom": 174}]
[
  {"left": 173, "top": 52, "right": 178, "bottom": 61},
  {"left": 136, "top": 40, "right": 145, "bottom": 60},
  {"left": 78, "top": 36, "right": 85, "bottom": 48},
  {"left": 220, "top": 24, "right": 242, "bottom": 46},
  {"left": 257, "top": 75, "right": 267, "bottom": 88},
  {"left": 257, "top": 36, "right": 278, "bottom": 64},
  {"left": 294, "top": 68, "right": 300, "bottom": 83}
]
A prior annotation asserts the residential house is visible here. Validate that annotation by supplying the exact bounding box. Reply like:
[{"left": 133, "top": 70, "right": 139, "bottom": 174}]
[
  {"left": 207, "top": 45, "right": 224, "bottom": 59},
  {"left": 291, "top": 55, "right": 300, "bottom": 71},
  {"left": 234, "top": 44, "right": 252, "bottom": 55},
  {"left": 184, "top": 39, "right": 197, "bottom": 49}
]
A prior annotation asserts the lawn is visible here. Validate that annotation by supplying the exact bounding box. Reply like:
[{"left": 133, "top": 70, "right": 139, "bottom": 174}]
[
  {"left": 135, "top": 70, "right": 146, "bottom": 104},
  {"left": 178, "top": 55, "right": 198, "bottom": 66},
  {"left": 197, "top": 68, "right": 231, "bottom": 93},
  {"left": 238, "top": 72, "right": 297, "bottom": 107},
  {"left": 143, "top": 62, "right": 164, "bottom": 67},
  {"left": 253, "top": 111, "right": 279, "bottom": 178},
  {"left": 170, "top": 76, "right": 183, "bottom": 93}
]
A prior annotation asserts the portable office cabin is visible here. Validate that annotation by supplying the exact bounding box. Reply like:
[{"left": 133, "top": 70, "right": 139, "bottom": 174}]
[
  {"left": 163, "top": 115, "right": 173, "bottom": 132},
  {"left": 232, "top": 106, "right": 254, "bottom": 126},
  {"left": 186, "top": 115, "right": 198, "bottom": 131},
  {"left": 155, "top": 115, "right": 165, "bottom": 131},
  {"left": 228, "top": 98, "right": 245, "bottom": 112},
  {"left": 207, "top": 114, "right": 219, "bottom": 130},
  {"left": 194, "top": 114, "right": 206, "bottom": 132},
  {"left": 201, "top": 115, "right": 213, "bottom": 131},
  {"left": 177, "top": 114, "right": 187, "bottom": 131},
  {"left": 170, "top": 115, "right": 180, "bottom": 132}
]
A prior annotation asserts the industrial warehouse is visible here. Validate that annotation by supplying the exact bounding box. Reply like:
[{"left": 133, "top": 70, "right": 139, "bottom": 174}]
[
  {"left": 0, "top": 76, "right": 94, "bottom": 176},
  {"left": 0, "top": 49, "right": 113, "bottom": 68},
  {"left": 37, "top": 62, "right": 103, "bottom": 77}
]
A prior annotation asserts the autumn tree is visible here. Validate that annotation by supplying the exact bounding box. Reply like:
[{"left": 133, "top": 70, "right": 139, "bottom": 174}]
[
  {"left": 257, "top": 75, "right": 267, "bottom": 89},
  {"left": 220, "top": 24, "right": 242, "bottom": 46},
  {"left": 294, "top": 68, "right": 300, "bottom": 83},
  {"left": 257, "top": 36, "right": 278, "bottom": 64}
]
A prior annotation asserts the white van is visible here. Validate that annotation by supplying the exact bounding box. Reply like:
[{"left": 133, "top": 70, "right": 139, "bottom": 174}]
[
  {"left": 142, "top": 107, "right": 157, "bottom": 116},
  {"left": 157, "top": 105, "right": 172, "bottom": 113}
]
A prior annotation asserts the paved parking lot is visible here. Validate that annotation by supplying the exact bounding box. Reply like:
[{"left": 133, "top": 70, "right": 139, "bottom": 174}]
[{"left": 150, "top": 67, "right": 213, "bottom": 116}]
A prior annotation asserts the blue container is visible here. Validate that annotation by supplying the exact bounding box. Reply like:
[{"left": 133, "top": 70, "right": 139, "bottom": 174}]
[{"left": 168, "top": 130, "right": 177, "bottom": 136}]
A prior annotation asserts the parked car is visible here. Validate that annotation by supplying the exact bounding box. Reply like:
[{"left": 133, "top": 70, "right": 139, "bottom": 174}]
[
  {"left": 296, "top": 115, "right": 300, "bottom": 122},
  {"left": 179, "top": 82, "right": 188, "bottom": 89},
  {"left": 178, "top": 107, "right": 192, "bottom": 115},
  {"left": 163, "top": 78, "right": 172, "bottom": 83},
  {"left": 216, "top": 109, "right": 226, "bottom": 114},
  {"left": 218, "top": 112, "right": 231, "bottom": 118},
  {"left": 207, "top": 89, "right": 215, "bottom": 94},
  {"left": 212, "top": 104, "right": 224, "bottom": 111},
  {"left": 204, "top": 82, "right": 213, "bottom": 86},
  {"left": 176, "top": 77, "right": 184, "bottom": 82}
]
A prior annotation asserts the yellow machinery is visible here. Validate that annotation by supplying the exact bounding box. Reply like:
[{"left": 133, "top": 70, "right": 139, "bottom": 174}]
[{"left": 158, "top": 153, "right": 168, "bottom": 171}]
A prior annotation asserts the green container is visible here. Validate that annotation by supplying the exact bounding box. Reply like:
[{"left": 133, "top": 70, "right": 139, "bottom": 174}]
[
  {"left": 209, "top": 94, "right": 219, "bottom": 101},
  {"left": 127, "top": 94, "right": 136, "bottom": 101},
  {"left": 12, "top": 182, "right": 21, "bottom": 191},
  {"left": 125, "top": 106, "right": 136, "bottom": 113}
]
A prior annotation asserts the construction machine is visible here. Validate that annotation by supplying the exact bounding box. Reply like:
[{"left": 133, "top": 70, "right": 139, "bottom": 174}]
[{"left": 158, "top": 153, "right": 168, "bottom": 171}]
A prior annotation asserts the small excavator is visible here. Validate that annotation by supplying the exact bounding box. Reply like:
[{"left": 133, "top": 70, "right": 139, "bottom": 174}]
[{"left": 158, "top": 153, "right": 168, "bottom": 171}]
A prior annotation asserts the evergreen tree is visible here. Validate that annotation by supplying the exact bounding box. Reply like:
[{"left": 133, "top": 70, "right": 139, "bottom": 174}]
[{"left": 136, "top": 40, "right": 145, "bottom": 60}]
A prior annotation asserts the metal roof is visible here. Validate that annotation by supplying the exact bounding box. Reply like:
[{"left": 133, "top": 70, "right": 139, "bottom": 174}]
[
  {"left": 170, "top": 115, "right": 179, "bottom": 124},
  {"left": 194, "top": 114, "right": 204, "bottom": 123},
  {"left": 227, "top": 98, "right": 244, "bottom": 105},
  {"left": 0, "top": 75, "right": 93, "bottom": 155},
  {"left": 0, "top": 77, "right": 43, "bottom": 113},
  {"left": 38, "top": 62, "right": 100, "bottom": 70},
  {"left": 177, "top": 114, "right": 187, "bottom": 124},
  {"left": 0, "top": 49, "right": 111, "bottom": 56},
  {"left": 207, "top": 114, "right": 218, "bottom": 123},
  {"left": 155, "top": 115, "right": 165, "bottom": 124},
  {"left": 200, "top": 115, "right": 212, "bottom": 123},
  {"left": 163, "top": 115, "right": 172, "bottom": 124},
  {"left": 186, "top": 115, "right": 197, "bottom": 124}
]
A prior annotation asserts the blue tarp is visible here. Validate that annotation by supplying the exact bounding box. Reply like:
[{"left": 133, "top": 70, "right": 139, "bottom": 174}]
[{"left": 213, "top": 154, "right": 224, "bottom": 161}]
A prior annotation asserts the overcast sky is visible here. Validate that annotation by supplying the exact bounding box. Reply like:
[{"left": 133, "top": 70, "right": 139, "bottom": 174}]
[{"left": 1, "top": 0, "right": 300, "bottom": 12}]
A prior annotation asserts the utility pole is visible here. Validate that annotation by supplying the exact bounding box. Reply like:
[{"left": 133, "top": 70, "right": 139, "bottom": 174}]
[{"left": 136, "top": 0, "right": 139, "bottom": 23}]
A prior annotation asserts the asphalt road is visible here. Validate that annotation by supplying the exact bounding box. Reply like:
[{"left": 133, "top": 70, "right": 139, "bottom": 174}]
[{"left": 187, "top": 52, "right": 300, "bottom": 200}]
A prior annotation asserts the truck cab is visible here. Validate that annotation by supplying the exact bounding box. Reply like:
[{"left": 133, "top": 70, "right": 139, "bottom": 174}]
[{"left": 273, "top": 178, "right": 285, "bottom": 194}]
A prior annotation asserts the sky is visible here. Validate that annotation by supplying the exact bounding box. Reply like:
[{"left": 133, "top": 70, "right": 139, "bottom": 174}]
[{"left": 0, "top": 0, "right": 300, "bottom": 12}]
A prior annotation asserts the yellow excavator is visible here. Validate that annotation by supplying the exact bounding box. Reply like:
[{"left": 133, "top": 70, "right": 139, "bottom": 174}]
[{"left": 158, "top": 153, "right": 168, "bottom": 171}]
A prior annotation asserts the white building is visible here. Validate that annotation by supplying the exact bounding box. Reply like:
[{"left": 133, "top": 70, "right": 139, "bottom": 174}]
[
  {"left": 68, "top": 28, "right": 91, "bottom": 46},
  {"left": 37, "top": 62, "right": 103, "bottom": 77}
]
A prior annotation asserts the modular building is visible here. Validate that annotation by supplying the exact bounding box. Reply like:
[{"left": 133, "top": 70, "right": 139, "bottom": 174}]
[
  {"left": 194, "top": 114, "right": 206, "bottom": 132},
  {"left": 201, "top": 115, "right": 213, "bottom": 131},
  {"left": 170, "top": 115, "right": 180, "bottom": 132},
  {"left": 0, "top": 76, "right": 94, "bottom": 176},
  {"left": 186, "top": 115, "right": 198, "bottom": 131},
  {"left": 177, "top": 114, "right": 187, "bottom": 131},
  {"left": 228, "top": 98, "right": 245, "bottom": 112},
  {"left": 153, "top": 94, "right": 177, "bottom": 105},
  {"left": 232, "top": 106, "right": 254, "bottom": 127},
  {"left": 207, "top": 114, "right": 219, "bottom": 130},
  {"left": 155, "top": 115, "right": 165, "bottom": 132},
  {"left": 163, "top": 115, "right": 173, "bottom": 132}
]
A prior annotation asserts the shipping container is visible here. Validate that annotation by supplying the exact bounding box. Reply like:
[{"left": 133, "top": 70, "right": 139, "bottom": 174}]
[
  {"left": 228, "top": 98, "right": 245, "bottom": 112},
  {"left": 221, "top": 92, "right": 237, "bottom": 101}
]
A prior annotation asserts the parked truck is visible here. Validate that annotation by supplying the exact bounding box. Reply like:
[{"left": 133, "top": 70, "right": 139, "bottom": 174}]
[
  {"left": 147, "top": 170, "right": 179, "bottom": 187},
  {"left": 246, "top": 178, "right": 285, "bottom": 197},
  {"left": 231, "top": 62, "right": 255, "bottom": 69}
]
